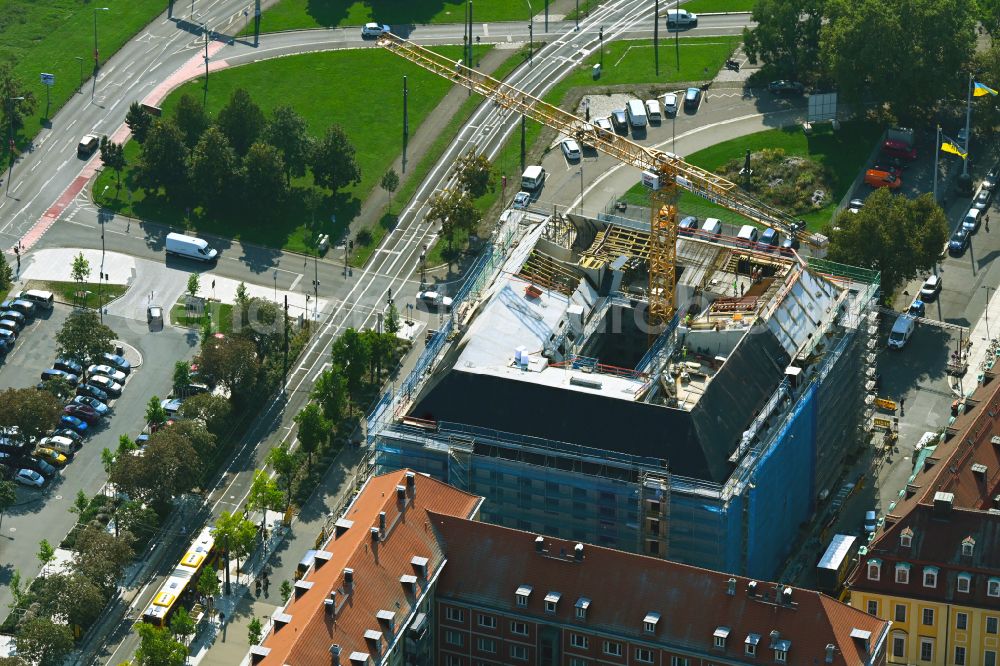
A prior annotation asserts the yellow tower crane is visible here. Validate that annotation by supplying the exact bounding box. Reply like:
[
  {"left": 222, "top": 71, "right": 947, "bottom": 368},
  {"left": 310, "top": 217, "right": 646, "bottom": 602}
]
[{"left": 377, "top": 33, "right": 828, "bottom": 325}]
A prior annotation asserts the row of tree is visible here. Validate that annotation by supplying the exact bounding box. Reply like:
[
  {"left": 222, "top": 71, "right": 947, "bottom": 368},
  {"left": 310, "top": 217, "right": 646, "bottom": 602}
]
[
  {"left": 743, "top": 0, "right": 989, "bottom": 122},
  {"left": 120, "top": 90, "right": 361, "bottom": 222},
  {"left": 424, "top": 150, "right": 492, "bottom": 254}
]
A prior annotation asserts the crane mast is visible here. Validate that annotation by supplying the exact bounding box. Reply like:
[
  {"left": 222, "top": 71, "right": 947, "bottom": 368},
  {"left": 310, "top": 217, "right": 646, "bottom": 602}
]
[{"left": 377, "top": 33, "right": 827, "bottom": 323}]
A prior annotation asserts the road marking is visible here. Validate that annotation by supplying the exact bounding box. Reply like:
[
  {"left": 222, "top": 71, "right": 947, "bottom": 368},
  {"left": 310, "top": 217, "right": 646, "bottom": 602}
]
[
  {"left": 289, "top": 272, "right": 303, "bottom": 291},
  {"left": 483, "top": 24, "right": 489, "bottom": 37},
  {"left": 312, "top": 362, "right": 331, "bottom": 382}
]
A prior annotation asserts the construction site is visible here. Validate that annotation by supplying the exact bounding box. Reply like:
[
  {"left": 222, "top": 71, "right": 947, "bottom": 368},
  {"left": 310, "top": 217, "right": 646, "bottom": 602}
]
[{"left": 366, "top": 33, "right": 881, "bottom": 579}]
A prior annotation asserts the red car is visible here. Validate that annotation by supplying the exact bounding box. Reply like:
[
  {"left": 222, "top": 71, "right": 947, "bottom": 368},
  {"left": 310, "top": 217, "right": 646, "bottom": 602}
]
[{"left": 63, "top": 404, "right": 100, "bottom": 424}]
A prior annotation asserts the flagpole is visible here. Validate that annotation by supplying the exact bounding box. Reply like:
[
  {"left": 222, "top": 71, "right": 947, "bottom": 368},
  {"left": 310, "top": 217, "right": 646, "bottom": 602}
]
[
  {"left": 933, "top": 125, "right": 940, "bottom": 203},
  {"left": 963, "top": 73, "right": 972, "bottom": 177}
]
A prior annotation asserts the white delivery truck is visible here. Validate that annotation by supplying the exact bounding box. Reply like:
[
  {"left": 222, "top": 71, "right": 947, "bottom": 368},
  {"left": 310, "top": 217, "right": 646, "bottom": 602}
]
[
  {"left": 626, "top": 99, "right": 648, "bottom": 128},
  {"left": 165, "top": 232, "right": 218, "bottom": 262},
  {"left": 521, "top": 165, "right": 546, "bottom": 192}
]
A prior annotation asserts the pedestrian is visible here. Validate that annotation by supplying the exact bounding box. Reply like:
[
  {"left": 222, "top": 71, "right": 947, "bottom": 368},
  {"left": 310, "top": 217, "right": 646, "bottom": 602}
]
[
  {"left": 986, "top": 214, "right": 991, "bottom": 232},
  {"left": 900, "top": 397, "right": 905, "bottom": 417},
  {"left": 740, "top": 283, "right": 745, "bottom": 297}
]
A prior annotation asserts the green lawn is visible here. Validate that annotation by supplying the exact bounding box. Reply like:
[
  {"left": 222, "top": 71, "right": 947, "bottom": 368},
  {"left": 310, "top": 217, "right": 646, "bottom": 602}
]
[
  {"left": 93, "top": 45, "right": 489, "bottom": 255},
  {"left": 681, "top": 0, "right": 756, "bottom": 12},
  {"left": 0, "top": 0, "right": 167, "bottom": 163},
  {"left": 252, "top": 0, "right": 534, "bottom": 34},
  {"left": 621, "top": 121, "right": 881, "bottom": 230},
  {"left": 170, "top": 300, "right": 234, "bottom": 334},
  {"left": 25, "top": 280, "right": 129, "bottom": 309}
]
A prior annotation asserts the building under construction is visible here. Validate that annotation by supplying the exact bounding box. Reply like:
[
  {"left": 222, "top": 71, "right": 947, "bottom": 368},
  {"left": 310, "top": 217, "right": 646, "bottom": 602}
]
[{"left": 369, "top": 210, "right": 879, "bottom": 579}]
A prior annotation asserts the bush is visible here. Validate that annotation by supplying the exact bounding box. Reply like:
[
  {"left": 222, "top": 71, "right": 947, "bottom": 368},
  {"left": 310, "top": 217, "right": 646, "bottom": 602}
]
[{"left": 716, "top": 148, "right": 834, "bottom": 215}]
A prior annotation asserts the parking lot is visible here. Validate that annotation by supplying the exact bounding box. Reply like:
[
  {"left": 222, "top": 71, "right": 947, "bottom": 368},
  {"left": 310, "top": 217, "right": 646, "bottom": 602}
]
[{"left": 0, "top": 303, "right": 197, "bottom": 612}]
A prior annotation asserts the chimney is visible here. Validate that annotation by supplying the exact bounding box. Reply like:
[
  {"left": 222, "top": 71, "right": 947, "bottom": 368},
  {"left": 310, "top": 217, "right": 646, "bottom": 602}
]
[
  {"left": 574, "top": 543, "right": 584, "bottom": 561},
  {"left": 370, "top": 527, "right": 380, "bottom": 544},
  {"left": 825, "top": 644, "right": 835, "bottom": 663},
  {"left": 405, "top": 471, "right": 416, "bottom": 494},
  {"left": 769, "top": 630, "right": 780, "bottom": 647},
  {"left": 727, "top": 578, "right": 736, "bottom": 596},
  {"left": 325, "top": 591, "right": 337, "bottom": 617},
  {"left": 973, "top": 463, "right": 988, "bottom": 479},
  {"left": 535, "top": 536, "right": 545, "bottom": 553},
  {"left": 781, "top": 586, "right": 792, "bottom": 604},
  {"left": 747, "top": 580, "right": 758, "bottom": 597},
  {"left": 379, "top": 511, "right": 387, "bottom": 533},
  {"left": 330, "top": 643, "right": 342, "bottom": 665},
  {"left": 396, "top": 485, "right": 406, "bottom": 501},
  {"left": 344, "top": 568, "right": 354, "bottom": 587},
  {"left": 933, "top": 491, "right": 954, "bottom": 517}
]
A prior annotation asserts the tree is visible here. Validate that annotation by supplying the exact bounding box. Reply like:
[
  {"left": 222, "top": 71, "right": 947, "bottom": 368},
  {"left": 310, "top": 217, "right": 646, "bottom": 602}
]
[
  {"left": 0, "top": 388, "right": 61, "bottom": 448},
  {"left": 330, "top": 328, "right": 370, "bottom": 402},
  {"left": 146, "top": 395, "right": 168, "bottom": 429},
  {"left": 137, "top": 119, "right": 189, "bottom": 197},
  {"left": 295, "top": 402, "right": 329, "bottom": 469},
  {"left": 41, "top": 573, "right": 106, "bottom": 630},
  {"left": 820, "top": 0, "right": 976, "bottom": 121},
  {"left": 115, "top": 500, "right": 159, "bottom": 541},
  {"left": 117, "top": 434, "right": 136, "bottom": 455},
  {"left": 110, "top": 428, "right": 201, "bottom": 506},
  {"left": 178, "top": 393, "right": 231, "bottom": 436},
  {"left": 134, "top": 623, "right": 187, "bottom": 666},
  {"left": 311, "top": 124, "right": 361, "bottom": 192},
  {"left": 825, "top": 189, "right": 948, "bottom": 298},
  {"left": 972, "top": 42, "right": 1000, "bottom": 131},
  {"left": 71, "top": 252, "right": 91, "bottom": 285},
  {"left": 248, "top": 616, "right": 263, "bottom": 645},
  {"left": 169, "top": 606, "right": 196, "bottom": 645},
  {"left": 188, "top": 127, "right": 239, "bottom": 211},
  {"left": 173, "top": 94, "right": 209, "bottom": 149},
  {"left": 196, "top": 334, "right": 260, "bottom": 400},
  {"left": 55, "top": 310, "right": 116, "bottom": 364},
  {"left": 15, "top": 617, "right": 74, "bottom": 666},
  {"left": 101, "top": 447, "right": 116, "bottom": 479},
  {"left": 280, "top": 579, "right": 292, "bottom": 603},
  {"left": 983, "top": 0, "right": 1000, "bottom": 36},
  {"left": 173, "top": 361, "right": 192, "bottom": 395},
  {"left": 196, "top": 567, "right": 220, "bottom": 600},
  {"left": 242, "top": 141, "right": 287, "bottom": 217},
  {"left": 216, "top": 88, "right": 265, "bottom": 156},
  {"left": 246, "top": 470, "right": 283, "bottom": 535},
  {"left": 311, "top": 367, "right": 348, "bottom": 424},
  {"left": 99, "top": 136, "right": 127, "bottom": 188},
  {"left": 0, "top": 253, "right": 12, "bottom": 293},
  {"left": 0, "top": 63, "right": 38, "bottom": 138},
  {"left": 267, "top": 443, "right": 299, "bottom": 511},
  {"left": 364, "top": 329, "right": 396, "bottom": 382},
  {"left": 37, "top": 375, "right": 72, "bottom": 401},
  {"left": 384, "top": 302, "right": 401, "bottom": 336},
  {"left": 168, "top": 420, "right": 217, "bottom": 467},
  {"left": 0, "top": 479, "right": 16, "bottom": 532},
  {"left": 265, "top": 105, "right": 313, "bottom": 186},
  {"left": 74, "top": 524, "right": 135, "bottom": 593},
  {"left": 456, "top": 150, "right": 493, "bottom": 197},
  {"left": 380, "top": 168, "right": 400, "bottom": 210},
  {"left": 214, "top": 510, "right": 257, "bottom": 580},
  {"left": 426, "top": 188, "right": 480, "bottom": 253},
  {"left": 742, "top": 0, "right": 824, "bottom": 80},
  {"left": 71, "top": 489, "right": 89, "bottom": 515},
  {"left": 125, "top": 101, "right": 152, "bottom": 144},
  {"left": 186, "top": 272, "right": 200, "bottom": 301},
  {"left": 37, "top": 539, "right": 55, "bottom": 567},
  {"left": 238, "top": 296, "right": 285, "bottom": 359}
]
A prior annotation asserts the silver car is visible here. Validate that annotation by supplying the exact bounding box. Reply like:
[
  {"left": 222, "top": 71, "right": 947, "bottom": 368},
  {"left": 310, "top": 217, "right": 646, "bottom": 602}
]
[{"left": 87, "top": 364, "right": 126, "bottom": 383}]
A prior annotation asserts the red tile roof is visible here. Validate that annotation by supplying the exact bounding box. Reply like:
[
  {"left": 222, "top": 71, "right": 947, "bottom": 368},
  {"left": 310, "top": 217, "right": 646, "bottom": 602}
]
[
  {"left": 257, "top": 470, "right": 481, "bottom": 666},
  {"left": 430, "top": 512, "right": 888, "bottom": 666}
]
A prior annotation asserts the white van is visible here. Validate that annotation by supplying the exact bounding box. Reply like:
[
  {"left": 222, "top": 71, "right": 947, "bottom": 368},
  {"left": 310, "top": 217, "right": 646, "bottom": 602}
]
[
  {"left": 521, "top": 165, "right": 546, "bottom": 192},
  {"left": 17, "top": 289, "right": 54, "bottom": 311},
  {"left": 737, "top": 225, "right": 759, "bottom": 244},
  {"left": 39, "top": 436, "right": 78, "bottom": 456},
  {"left": 165, "top": 232, "right": 218, "bottom": 262},
  {"left": 701, "top": 218, "right": 722, "bottom": 238},
  {"left": 666, "top": 9, "right": 698, "bottom": 29},
  {"left": 644, "top": 99, "right": 662, "bottom": 124},
  {"left": 888, "top": 315, "right": 915, "bottom": 350},
  {"left": 626, "top": 99, "right": 648, "bottom": 128}
]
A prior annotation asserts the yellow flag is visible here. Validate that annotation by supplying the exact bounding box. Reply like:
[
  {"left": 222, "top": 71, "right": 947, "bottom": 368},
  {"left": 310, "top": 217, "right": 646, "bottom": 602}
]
[
  {"left": 941, "top": 142, "right": 967, "bottom": 159},
  {"left": 974, "top": 82, "right": 998, "bottom": 97}
]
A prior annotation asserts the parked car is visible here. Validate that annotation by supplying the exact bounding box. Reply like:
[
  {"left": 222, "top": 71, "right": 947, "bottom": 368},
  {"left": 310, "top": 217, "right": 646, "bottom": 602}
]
[
  {"left": 683, "top": 87, "right": 701, "bottom": 111},
  {"left": 46, "top": 432, "right": 83, "bottom": 450},
  {"left": 34, "top": 447, "right": 68, "bottom": 468},
  {"left": 147, "top": 305, "right": 163, "bottom": 327},
  {"left": 864, "top": 168, "right": 901, "bottom": 189},
  {"left": 160, "top": 398, "right": 184, "bottom": 416},
  {"left": 87, "top": 375, "right": 122, "bottom": 397},
  {"left": 973, "top": 189, "right": 992, "bottom": 211},
  {"left": 1, "top": 310, "right": 25, "bottom": 330},
  {"left": 41, "top": 369, "right": 79, "bottom": 386},
  {"left": 0, "top": 318, "right": 22, "bottom": 334},
  {"left": 949, "top": 226, "right": 970, "bottom": 255},
  {"left": 0, "top": 329, "right": 16, "bottom": 347},
  {"left": 512, "top": 191, "right": 531, "bottom": 210},
  {"left": 864, "top": 510, "right": 878, "bottom": 533},
  {"left": 60, "top": 415, "right": 88, "bottom": 434},
  {"left": 610, "top": 109, "right": 628, "bottom": 133},
  {"left": 15, "top": 468, "right": 45, "bottom": 488},
  {"left": 907, "top": 298, "right": 925, "bottom": 317},
  {"left": 758, "top": 228, "right": 780, "bottom": 251},
  {"left": 24, "top": 457, "right": 57, "bottom": 478},
  {"left": 98, "top": 352, "right": 131, "bottom": 375},
  {"left": 64, "top": 404, "right": 100, "bottom": 424},
  {"left": 768, "top": 80, "right": 805, "bottom": 96},
  {"left": 984, "top": 167, "right": 999, "bottom": 192},
  {"left": 54, "top": 358, "right": 83, "bottom": 375},
  {"left": 848, "top": 198, "right": 865, "bottom": 214},
  {"left": 665, "top": 8, "right": 698, "bottom": 29},
  {"left": 593, "top": 116, "right": 613, "bottom": 132},
  {"left": 887, "top": 315, "right": 916, "bottom": 350},
  {"left": 72, "top": 395, "right": 109, "bottom": 415},
  {"left": 417, "top": 291, "right": 453, "bottom": 310},
  {"left": 361, "top": 22, "right": 391, "bottom": 38},
  {"left": 560, "top": 138, "right": 582, "bottom": 161},
  {"left": 678, "top": 216, "right": 699, "bottom": 236},
  {"left": 1, "top": 299, "right": 35, "bottom": 319},
  {"left": 919, "top": 275, "right": 942, "bottom": 301},
  {"left": 87, "top": 364, "right": 127, "bottom": 383},
  {"left": 76, "top": 383, "right": 109, "bottom": 403},
  {"left": 661, "top": 92, "right": 678, "bottom": 115}
]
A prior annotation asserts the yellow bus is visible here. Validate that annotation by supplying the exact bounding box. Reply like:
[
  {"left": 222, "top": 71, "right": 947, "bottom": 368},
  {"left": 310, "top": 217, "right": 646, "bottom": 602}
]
[{"left": 142, "top": 526, "right": 218, "bottom": 627}]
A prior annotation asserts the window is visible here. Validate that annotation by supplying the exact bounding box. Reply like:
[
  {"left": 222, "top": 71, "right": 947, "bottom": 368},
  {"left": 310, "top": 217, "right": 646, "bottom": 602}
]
[
  {"left": 643, "top": 613, "right": 660, "bottom": 634},
  {"left": 868, "top": 560, "right": 881, "bottom": 581},
  {"left": 510, "top": 621, "right": 527, "bottom": 636},
  {"left": 892, "top": 634, "right": 906, "bottom": 659},
  {"left": 670, "top": 657, "right": 688, "bottom": 666},
  {"left": 775, "top": 649, "right": 788, "bottom": 663},
  {"left": 515, "top": 585, "right": 532, "bottom": 608},
  {"left": 446, "top": 607, "right": 465, "bottom": 622},
  {"left": 958, "top": 573, "right": 971, "bottom": 593},
  {"left": 715, "top": 636, "right": 726, "bottom": 648},
  {"left": 986, "top": 650, "right": 997, "bottom": 666},
  {"left": 509, "top": 645, "right": 528, "bottom": 661},
  {"left": 896, "top": 563, "right": 910, "bottom": 584},
  {"left": 545, "top": 601, "right": 557, "bottom": 613},
  {"left": 900, "top": 531, "right": 912, "bottom": 547},
  {"left": 922, "top": 608, "right": 935, "bottom": 626},
  {"left": 957, "top": 612, "right": 968, "bottom": 630},
  {"left": 603, "top": 641, "right": 623, "bottom": 657},
  {"left": 446, "top": 630, "right": 464, "bottom": 647},
  {"left": 955, "top": 646, "right": 967, "bottom": 666},
  {"left": 988, "top": 617, "right": 999, "bottom": 635},
  {"left": 516, "top": 594, "right": 529, "bottom": 607},
  {"left": 895, "top": 604, "right": 906, "bottom": 623},
  {"left": 477, "top": 637, "right": 496, "bottom": 654},
  {"left": 570, "top": 660, "right": 589, "bottom": 666},
  {"left": 920, "top": 638, "right": 933, "bottom": 662},
  {"left": 867, "top": 600, "right": 878, "bottom": 615},
  {"left": 478, "top": 614, "right": 496, "bottom": 629},
  {"left": 746, "top": 642, "right": 757, "bottom": 657},
  {"left": 575, "top": 606, "right": 587, "bottom": 620},
  {"left": 963, "top": 537, "right": 975, "bottom": 556},
  {"left": 923, "top": 568, "right": 938, "bottom": 588},
  {"left": 570, "top": 634, "right": 589, "bottom": 649},
  {"left": 990, "top": 578, "right": 1000, "bottom": 597},
  {"left": 635, "top": 648, "right": 652, "bottom": 663},
  {"left": 445, "top": 657, "right": 462, "bottom": 666}
]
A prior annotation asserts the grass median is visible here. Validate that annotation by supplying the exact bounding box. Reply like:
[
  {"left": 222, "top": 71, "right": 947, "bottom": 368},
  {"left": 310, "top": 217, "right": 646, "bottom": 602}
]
[{"left": 24, "top": 279, "right": 128, "bottom": 309}]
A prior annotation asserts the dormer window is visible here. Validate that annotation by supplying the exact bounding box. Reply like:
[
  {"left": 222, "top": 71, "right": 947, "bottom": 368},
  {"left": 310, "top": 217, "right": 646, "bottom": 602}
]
[
  {"left": 544, "top": 592, "right": 561, "bottom": 614},
  {"left": 774, "top": 640, "right": 791, "bottom": 664},
  {"left": 923, "top": 567, "right": 939, "bottom": 588},
  {"left": 900, "top": 528, "right": 913, "bottom": 548},
  {"left": 575, "top": 597, "right": 590, "bottom": 620},
  {"left": 895, "top": 563, "right": 910, "bottom": 584},
  {"left": 962, "top": 537, "right": 975, "bottom": 556},
  {"left": 643, "top": 612, "right": 660, "bottom": 634},
  {"left": 867, "top": 559, "right": 881, "bottom": 581},
  {"left": 957, "top": 573, "right": 972, "bottom": 593},
  {"left": 516, "top": 585, "right": 532, "bottom": 608},
  {"left": 714, "top": 627, "right": 730, "bottom": 649},
  {"left": 746, "top": 634, "right": 761, "bottom": 657}
]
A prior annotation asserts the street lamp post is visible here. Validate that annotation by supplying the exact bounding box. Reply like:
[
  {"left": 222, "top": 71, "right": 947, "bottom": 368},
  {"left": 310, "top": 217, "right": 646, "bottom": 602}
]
[
  {"left": 599, "top": 26, "right": 604, "bottom": 69},
  {"left": 92, "top": 7, "right": 110, "bottom": 102},
  {"left": 577, "top": 165, "right": 584, "bottom": 214},
  {"left": 525, "top": 0, "right": 534, "bottom": 66},
  {"left": 6, "top": 96, "right": 25, "bottom": 196},
  {"left": 273, "top": 269, "right": 278, "bottom": 301},
  {"left": 75, "top": 56, "right": 84, "bottom": 93}
]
